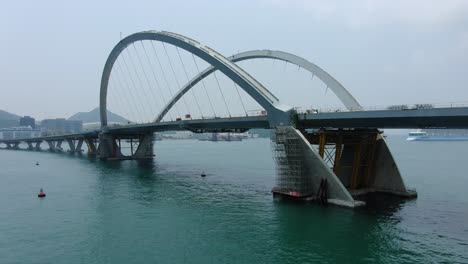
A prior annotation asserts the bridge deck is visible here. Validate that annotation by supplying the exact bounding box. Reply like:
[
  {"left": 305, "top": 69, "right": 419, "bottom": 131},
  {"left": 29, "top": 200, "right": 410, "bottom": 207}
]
[
  {"left": 0, "top": 116, "right": 269, "bottom": 144},
  {"left": 106, "top": 115, "right": 270, "bottom": 134},
  {"left": 298, "top": 107, "right": 468, "bottom": 129},
  {"left": 2, "top": 107, "right": 468, "bottom": 144},
  {"left": 0, "top": 131, "right": 99, "bottom": 144}
]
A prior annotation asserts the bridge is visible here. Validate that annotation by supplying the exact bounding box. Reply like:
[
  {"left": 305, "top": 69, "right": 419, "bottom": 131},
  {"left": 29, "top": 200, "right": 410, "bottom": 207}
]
[{"left": 1, "top": 30, "right": 468, "bottom": 208}]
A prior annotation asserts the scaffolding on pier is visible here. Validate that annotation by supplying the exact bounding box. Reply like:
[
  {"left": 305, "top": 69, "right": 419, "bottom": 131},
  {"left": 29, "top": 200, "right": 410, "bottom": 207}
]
[{"left": 271, "top": 127, "right": 313, "bottom": 196}]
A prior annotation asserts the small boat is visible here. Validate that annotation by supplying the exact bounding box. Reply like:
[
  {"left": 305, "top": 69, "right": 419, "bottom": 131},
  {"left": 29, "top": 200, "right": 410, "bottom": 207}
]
[
  {"left": 36, "top": 162, "right": 39, "bottom": 166},
  {"left": 38, "top": 188, "right": 46, "bottom": 198},
  {"left": 201, "top": 171, "right": 206, "bottom": 177}
]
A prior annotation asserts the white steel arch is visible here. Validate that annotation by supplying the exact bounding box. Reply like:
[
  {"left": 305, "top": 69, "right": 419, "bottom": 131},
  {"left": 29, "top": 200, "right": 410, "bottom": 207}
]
[
  {"left": 100, "top": 31, "right": 292, "bottom": 127},
  {"left": 154, "top": 50, "right": 362, "bottom": 122}
]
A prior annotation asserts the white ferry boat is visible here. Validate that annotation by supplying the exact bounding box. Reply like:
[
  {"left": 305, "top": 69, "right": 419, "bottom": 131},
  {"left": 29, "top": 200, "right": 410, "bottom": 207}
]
[{"left": 407, "top": 129, "right": 468, "bottom": 141}]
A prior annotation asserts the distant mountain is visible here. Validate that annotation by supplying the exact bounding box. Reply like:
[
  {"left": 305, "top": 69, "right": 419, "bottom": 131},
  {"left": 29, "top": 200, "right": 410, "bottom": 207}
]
[
  {"left": 68, "top": 107, "right": 129, "bottom": 123},
  {"left": 0, "top": 110, "right": 20, "bottom": 121},
  {"left": 0, "top": 110, "right": 20, "bottom": 128}
]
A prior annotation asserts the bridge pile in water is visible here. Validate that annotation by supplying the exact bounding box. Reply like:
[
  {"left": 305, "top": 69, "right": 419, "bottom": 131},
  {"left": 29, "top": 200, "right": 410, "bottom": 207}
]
[{"left": 271, "top": 126, "right": 417, "bottom": 207}]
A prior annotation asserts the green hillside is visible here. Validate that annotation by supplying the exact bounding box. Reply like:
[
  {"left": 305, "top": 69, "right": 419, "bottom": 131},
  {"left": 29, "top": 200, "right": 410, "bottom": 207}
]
[
  {"left": 68, "top": 107, "right": 129, "bottom": 123},
  {"left": 0, "top": 110, "right": 20, "bottom": 128}
]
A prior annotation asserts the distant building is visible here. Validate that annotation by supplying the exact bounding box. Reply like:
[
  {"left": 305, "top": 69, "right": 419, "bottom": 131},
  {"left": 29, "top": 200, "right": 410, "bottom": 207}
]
[
  {"left": 161, "top": 131, "right": 193, "bottom": 139},
  {"left": 20, "top": 116, "right": 35, "bottom": 129},
  {"left": 64, "top": 120, "right": 82, "bottom": 132},
  {"left": 0, "top": 126, "right": 41, "bottom": 140},
  {"left": 40, "top": 118, "right": 82, "bottom": 133}
]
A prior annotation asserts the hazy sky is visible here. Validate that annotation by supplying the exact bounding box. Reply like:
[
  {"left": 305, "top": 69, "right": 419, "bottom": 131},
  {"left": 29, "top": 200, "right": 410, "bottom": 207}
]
[{"left": 1, "top": 0, "right": 467, "bottom": 120}]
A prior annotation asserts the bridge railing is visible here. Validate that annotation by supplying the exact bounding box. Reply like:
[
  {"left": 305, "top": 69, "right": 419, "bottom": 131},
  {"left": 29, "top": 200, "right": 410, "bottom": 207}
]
[
  {"left": 295, "top": 101, "right": 468, "bottom": 115},
  {"left": 104, "top": 111, "right": 268, "bottom": 128}
]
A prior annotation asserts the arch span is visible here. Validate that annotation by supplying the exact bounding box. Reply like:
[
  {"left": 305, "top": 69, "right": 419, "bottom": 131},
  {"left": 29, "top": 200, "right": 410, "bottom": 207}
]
[
  {"left": 100, "top": 31, "right": 292, "bottom": 127},
  {"left": 154, "top": 50, "right": 362, "bottom": 122}
]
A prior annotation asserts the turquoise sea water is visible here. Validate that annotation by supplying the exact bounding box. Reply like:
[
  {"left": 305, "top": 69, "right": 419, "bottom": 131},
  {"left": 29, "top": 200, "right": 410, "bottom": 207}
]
[{"left": 0, "top": 136, "right": 467, "bottom": 263}]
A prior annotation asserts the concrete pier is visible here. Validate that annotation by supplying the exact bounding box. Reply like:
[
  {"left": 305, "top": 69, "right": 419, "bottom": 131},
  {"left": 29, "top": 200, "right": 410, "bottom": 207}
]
[
  {"left": 271, "top": 126, "right": 416, "bottom": 208},
  {"left": 85, "top": 138, "right": 98, "bottom": 155},
  {"left": 98, "top": 132, "right": 154, "bottom": 160},
  {"left": 66, "top": 138, "right": 84, "bottom": 153},
  {"left": 133, "top": 133, "right": 155, "bottom": 159},
  {"left": 98, "top": 133, "right": 124, "bottom": 159}
]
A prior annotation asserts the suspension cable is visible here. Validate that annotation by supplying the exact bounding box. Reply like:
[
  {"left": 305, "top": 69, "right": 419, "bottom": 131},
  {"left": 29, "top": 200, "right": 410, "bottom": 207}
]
[
  {"left": 113, "top": 61, "right": 137, "bottom": 123},
  {"left": 108, "top": 70, "right": 133, "bottom": 124},
  {"left": 106, "top": 71, "right": 124, "bottom": 119},
  {"left": 132, "top": 42, "right": 166, "bottom": 121},
  {"left": 232, "top": 82, "right": 248, "bottom": 117},
  {"left": 114, "top": 71, "right": 137, "bottom": 124},
  {"left": 124, "top": 47, "right": 155, "bottom": 123},
  {"left": 116, "top": 58, "right": 145, "bottom": 123},
  {"left": 120, "top": 50, "right": 151, "bottom": 122},
  {"left": 149, "top": 41, "right": 181, "bottom": 119},
  {"left": 176, "top": 47, "right": 203, "bottom": 118},
  {"left": 161, "top": 42, "right": 191, "bottom": 116},
  {"left": 213, "top": 71, "right": 231, "bottom": 117},
  {"left": 191, "top": 54, "right": 216, "bottom": 118},
  {"left": 140, "top": 41, "right": 173, "bottom": 121},
  {"left": 106, "top": 85, "right": 121, "bottom": 123}
]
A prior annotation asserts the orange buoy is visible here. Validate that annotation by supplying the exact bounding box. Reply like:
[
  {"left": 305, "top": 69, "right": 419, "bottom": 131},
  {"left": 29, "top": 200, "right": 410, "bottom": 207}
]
[{"left": 38, "top": 188, "right": 46, "bottom": 198}]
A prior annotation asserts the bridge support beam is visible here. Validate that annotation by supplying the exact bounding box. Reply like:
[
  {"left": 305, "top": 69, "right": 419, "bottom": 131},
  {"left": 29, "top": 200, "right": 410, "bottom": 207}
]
[
  {"left": 271, "top": 126, "right": 358, "bottom": 207},
  {"left": 67, "top": 139, "right": 76, "bottom": 152},
  {"left": 98, "top": 133, "right": 124, "bottom": 160},
  {"left": 76, "top": 139, "right": 84, "bottom": 152},
  {"left": 133, "top": 133, "right": 155, "bottom": 159},
  {"left": 46, "top": 140, "right": 56, "bottom": 151},
  {"left": 6, "top": 142, "right": 20, "bottom": 149},
  {"left": 308, "top": 129, "right": 417, "bottom": 199},
  {"left": 372, "top": 134, "right": 417, "bottom": 197},
  {"left": 34, "top": 141, "right": 42, "bottom": 150},
  {"left": 98, "top": 132, "right": 154, "bottom": 160},
  {"left": 65, "top": 139, "right": 84, "bottom": 153},
  {"left": 272, "top": 126, "right": 358, "bottom": 207},
  {"left": 56, "top": 140, "right": 63, "bottom": 150},
  {"left": 271, "top": 126, "right": 416, "bottom": 208},
  {"left": 26, "top": 141, "right": 42, "bottom": 150},
  {"left": 85, "top": 138, "right": 98, "bottom": 155}
]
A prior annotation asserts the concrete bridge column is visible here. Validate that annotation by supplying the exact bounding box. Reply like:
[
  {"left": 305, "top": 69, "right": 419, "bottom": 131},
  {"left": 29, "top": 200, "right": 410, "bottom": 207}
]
[
  {"left": 271, "top": 126, "right": 358, "bottom": 207},
  {"left": 314, "top": 130, "right": 416, "bottom": 198},
  {"left": 133, "top": 133, "right": 155, "bottom": 159},
  {"left": 67, "top": 139, "right": 76, "bottom": 152},
  {"left": 56, "top": 140, "right": 63, "bottom": 151},
  {"left": 85, "top": 138, "right": 98, "bottom": 155},
  {"left": 34, "top": 141, "right": 42, "bottom": 150},
  {"left": 273, "top": 127, "right": 417, "bottom": 207},
  {"left": 98, "top": 133, "right": 123, "bottom": 160},
  {"left": 371, "top": 134, "right": 417, "bottom": 197},
  {"left": 11, "top": 142, "right": 20, "bottom": 150},
  {"left": 27, "top": 142, "right": 34, "bottom": 150},
  {"left": 46, "top": 140, "right": 56, "bottom": 151},
  {"left": 76, "top": 139, "right": 84, "bottom": 152}
]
